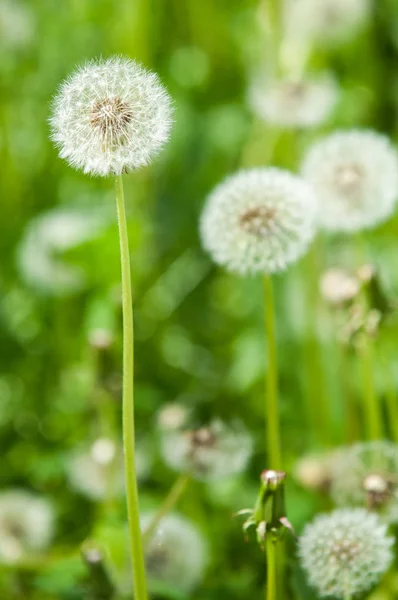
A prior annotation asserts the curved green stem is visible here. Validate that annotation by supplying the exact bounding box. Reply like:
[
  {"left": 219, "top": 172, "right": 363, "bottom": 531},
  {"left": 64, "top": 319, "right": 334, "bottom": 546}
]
[
  {"left": 115, "top": 174, "right": 148, "bottom": 600},
  {"left": 143, "top": 473, "right": 191, "bottom": 544},
  {"left": 266, "top": 537, "right": 277, "bottom": 600},
  {"left": 264, "top": 276, "right": 281, "bottom": 469},
  {"left": 359, "top": 337, "right": 383, "bottom": 441}
]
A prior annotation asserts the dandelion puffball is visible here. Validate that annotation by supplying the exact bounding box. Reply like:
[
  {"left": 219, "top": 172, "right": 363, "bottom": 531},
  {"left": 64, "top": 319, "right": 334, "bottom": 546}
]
[
  {"left": 142, "top": 513, "right": 207, "bottom": 593},
  {"left": 330, "top": 441, "right": 398, "bottom": 524},
  {"left": 302, "top": 130, "right": 398, "bottom": 232},
  {"left": 299, "top": 508, "right": 393, "bottom": 599},
  {"left": 284, "top": 0, "right": 371, "bottom": 45},
  {"left": 160, "top": 419, "right": 252, "bottom": 481},
  {"left": 248, "top": 74, "right": 338, "bottom": 129},
  {"left": 50, "top": 56, "right": 173, "bottom": 176},
  {"left": 0, "top": 490, "right": 54, "bottom": 563},
  {"left": 200, "top": 168, "right": 317, "bottom": 275}
]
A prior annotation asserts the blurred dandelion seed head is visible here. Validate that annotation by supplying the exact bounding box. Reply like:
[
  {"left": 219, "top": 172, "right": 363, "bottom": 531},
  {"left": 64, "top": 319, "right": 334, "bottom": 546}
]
[
  {"left": 157, "top": 402, "right": 190, "bottom": 431},
  {"left": 302, "top": 130, "right": 398, "bottom": 232},
  {"left": 248, "top": 74, "right": 338, "bottom": 129},
  {"left": 200, "top": 168, "right": 317, "bottom": 275},
  {"left": 330, "top": 441, "right": 398, "bottom": 523},
  {"left": 320, "top": 268, "right": 360, "bottom": 306},
  {"left": 294, "top": 454, "right": 335, "bottom": 492},
  {"left": 0, "top": 490, "right": 54, "bottom": 563},
  {"left": 67, "top": 438, "right": 125, "bottom": 500},
  {"left": 141, "top": 513, "right": 207, "bottom": 593},
  {"left": 0, "top": 0, "right": 35, "bottom": 51},
  {"left": 285, "top": 0, "right": 371, "bottom": 46},
  {"left": 299, "top": 508, "right": 393, "bottom": 599},
  {"left": 160, "top": 419, "right": 252, "bottom": 480},
  {"left": 50, "top": 56, "right": 173, "bottom": 176}
]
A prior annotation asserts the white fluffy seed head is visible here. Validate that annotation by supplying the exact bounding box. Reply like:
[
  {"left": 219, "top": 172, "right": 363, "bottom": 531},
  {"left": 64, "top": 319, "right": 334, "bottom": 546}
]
[
  {"left": 248, "top": 74, "right": 338, "bottom": 129},
  {"left": 50, "top": 56, "right": 173, "bottom": 176},
  {"left": 0, "top": 490, "right": 54, "bottom": 563},
  {"left": 141, "top": 513, "right": 207, "bottom": 593},
  {"left": 160, "top": 419, "right": 252, "bottom": 481},
  {"left": 320, "top": 268, "right": 360, "bottom": 306},
  {"left": 200, "top": 168, "right": 317, "bottom": 275},
  {"left": 284, "top": 0, "right": 371, "bottom": 46},
  {"left": 330, "top": 441, "right": 398, "bottom": 524},
  {"left": 299, "top": 508, "right": 393, "bottom": 599},
  {"left": 302, "top": 130, "right": 398, "bottom": 233}
]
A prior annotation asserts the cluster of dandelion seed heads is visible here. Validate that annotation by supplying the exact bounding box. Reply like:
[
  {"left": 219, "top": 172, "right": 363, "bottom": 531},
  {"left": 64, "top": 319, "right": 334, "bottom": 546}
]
[
  {"left": 50, "top": 57, "right": 173, "bottom": 176},
  {"left": 284, "top": 0, "right": 371, "bottom": 46},
  {"left": 200, "top": 168, "right": 317, "bottom": 275},
  {"left": 302, "top": 130, "right": 398, "bottom": 232},
  {"left": 0, "top": 490, "right": 54, "bottom": 563},
  {"left": 141, "top": 513, "right": 207, "bottom": 593},
  {"left": 299, "top": 508, "right": 393, "bottom": 599},
  {"left": 248, "top": 74, "right": 338, "bottom": 129},
  {"left": 160, "top": 419, "right": 252, "bottom": 481},
  {"left": 330, "top": 441, "right": 398, "bottom": 523}
]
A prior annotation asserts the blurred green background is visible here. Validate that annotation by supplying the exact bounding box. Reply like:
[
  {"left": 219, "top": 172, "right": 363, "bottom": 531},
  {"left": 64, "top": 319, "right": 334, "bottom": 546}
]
[{"left": 2, "top": 0, "right": 398, "bottom": 598}]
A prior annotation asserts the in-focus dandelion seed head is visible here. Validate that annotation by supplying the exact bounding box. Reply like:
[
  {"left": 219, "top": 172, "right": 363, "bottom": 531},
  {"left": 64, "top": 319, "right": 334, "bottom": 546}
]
[
  {"left": 248, "top": 74, "right": 338, "bottom": 129},
  {"left": 301, "top": 130, "right": 398, "bottom": 232},
  {"left": 200, "top": 168, "right": 317, "bottom": 275},
  {"left": 160, "top": 419, "right": 252, "bottom": 480},
  {"left": 330, "top": 441, "right": 398, "bottom": 523},
  {"left": 0, "top": 490, "right": 54, "bottom": 563},
  {"left": 299, "top": 508, "right": 393, "bottom": 598},
  {"left": 50, "top": 56, "right": 173, "bottom": 176},
  {"left": 141, "top": 513, "right": 207, "bottom": 593}
]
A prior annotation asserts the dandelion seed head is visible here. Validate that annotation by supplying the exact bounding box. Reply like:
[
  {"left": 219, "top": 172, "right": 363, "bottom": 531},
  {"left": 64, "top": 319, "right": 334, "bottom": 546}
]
[
  {"left": 157, "top": 402, "right": 190, "bottom": 431},
  {"left": 302, "top": 130, "right": 398, "bottom": 232},
  {"left": 0, "top": 490, "right": 54, "bottom": 563},
  {"left": 200, "top": 168, "right": 317, "bottom": 275},
  {"left": 248, "top": 74, "right": 338, "bottom": 129},
  {"left": 330, "top": 441, "right": 398, "bottom": 523},
  {"left": 320, "top": 268, "right": 360, "bottom": 306},
  {"left": 299, "top": 508, "right": 393, "bottom": 598},
  {"left": 294, "top": 453, "right": 335, "bottom": 492},
  {"left": 285, "top": 0, "right": 371, "bottom": 45},
  {"left": 67, "top": 438, "right": 125, "bottom": 500},
  {"left": 0, "top": 0, "right": 35, "bottom": 51},
  {"left": 142, "top": 513, "right": 207, "bottom": 593},
  {"left": 160, "top": 419, "right": 252, "bottom": 481},
  {"left": 50, "top": 56, "right": 173, "bottom": 176},
  {"left": 18, "top": 207, "right": 107, "bottom": 296}
]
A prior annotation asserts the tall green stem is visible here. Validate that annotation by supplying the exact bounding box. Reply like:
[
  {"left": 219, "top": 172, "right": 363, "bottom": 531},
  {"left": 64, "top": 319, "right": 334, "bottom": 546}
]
[
  {"left": 266, "top": 537, "right": 277, "bottom": 600},
  {"left": 359, "top": 337, "right": 383, "bottom": 441},
  {"left": 115, "top": 174, "right": 148, "bottom": 600},
  {"left": 385, "top": 367, "right": 398, "bottom": 443},
  {"left": 142, "top": 473, "right": 191, "bottom": 544},
  {"left": 264, "top": 276, "right": 281, "bottom": 469}
]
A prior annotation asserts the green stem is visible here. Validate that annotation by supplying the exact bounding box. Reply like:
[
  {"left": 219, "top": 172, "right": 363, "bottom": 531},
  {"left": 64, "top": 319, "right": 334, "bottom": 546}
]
[
  {"left": 115, "top": 174, "right": 148, "bottom": 600},
  {"left": 359, "top": 337, "right": 383, "bottom": 441},
  {"left": 142, "top": 473, "right": 191, "bottom": 544},
  {"left": 385, "top": 367, "right": 398, "bottom": 443},
  {"left": 264, "top": 276, "right": 281, "bottom": 469},
  {"left": 266, "top": 537, "right": 277, "bottom": 600}
]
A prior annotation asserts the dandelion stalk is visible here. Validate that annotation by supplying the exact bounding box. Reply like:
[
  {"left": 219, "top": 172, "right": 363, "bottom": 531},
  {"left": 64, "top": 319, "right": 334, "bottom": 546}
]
[
  {"left": 264, "top": 276, "right": 281, "bottom": 469},
  {"left": 385, "top": 369, "right": 398, "bottom": 443},
  {"left": 266, "top": 537, "right": 277, "bottom": 600},
  {"left": 359, "top": 337, "right": 383, "bottom": 441},
  {"left": 142, "top": 473, "right": 191, "bottom": 544},
  {"left": 115, "top": 174, "right": 148, "bottom": 600}
]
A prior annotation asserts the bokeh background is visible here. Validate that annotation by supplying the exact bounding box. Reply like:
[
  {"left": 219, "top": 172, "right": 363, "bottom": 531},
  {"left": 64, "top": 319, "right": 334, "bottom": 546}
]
[{"left": 2, "top": 0, "right": 398, "bottom": 598}]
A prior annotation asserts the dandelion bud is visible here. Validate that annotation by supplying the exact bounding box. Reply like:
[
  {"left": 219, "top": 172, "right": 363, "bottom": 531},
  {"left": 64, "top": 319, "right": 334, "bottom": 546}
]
[
  {"left": 200, "top": 168, "right": 317, "bottom": 275},
  {"left": 302, "top": 130, "right": 398, "bottom": 233},
  {"left": 50, "top": 57, "right": 173, "bottom": 177},
  {"left": 0, "top": 490, "right": 54, "bottom": 563},
  {"left": 299, "top": 508, "right": 393, "bottom": 599}
]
